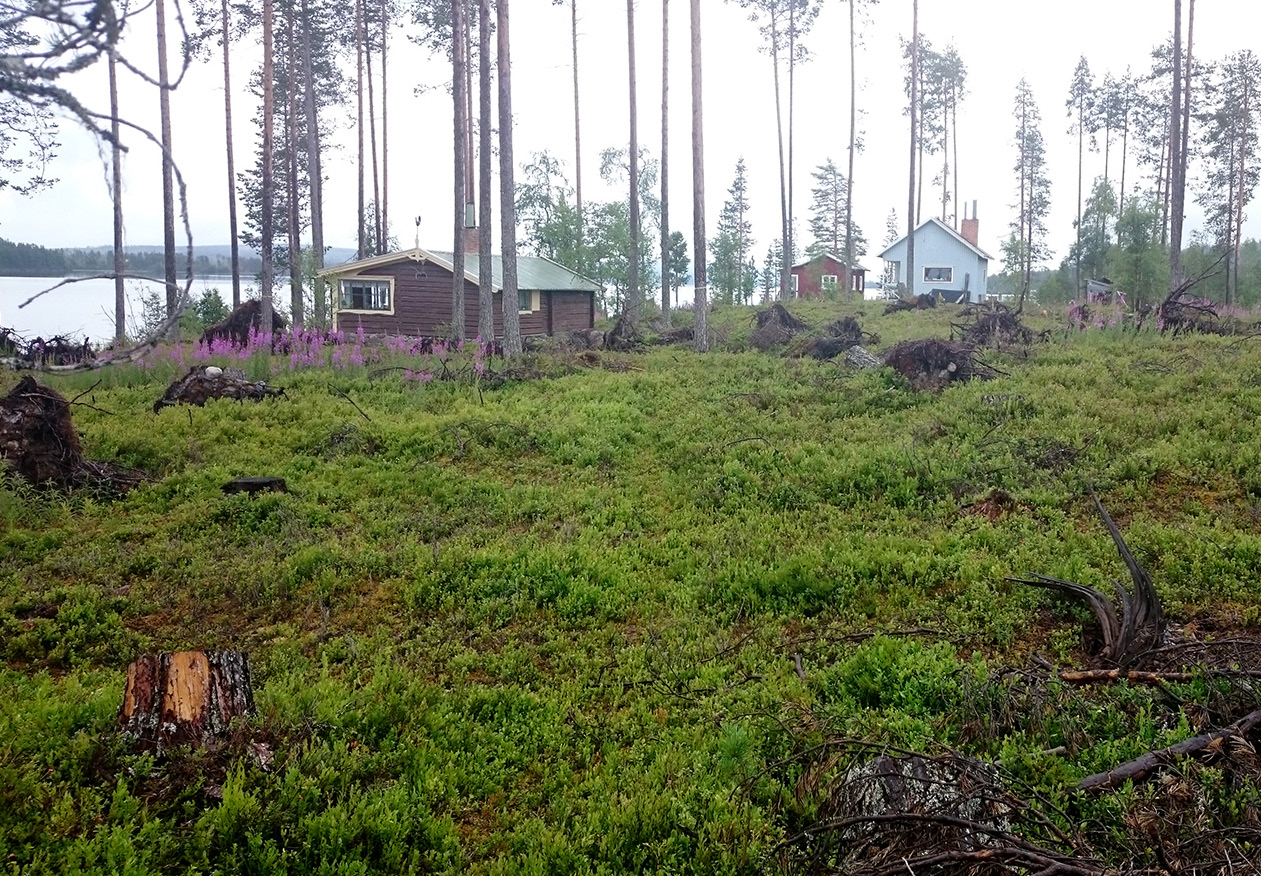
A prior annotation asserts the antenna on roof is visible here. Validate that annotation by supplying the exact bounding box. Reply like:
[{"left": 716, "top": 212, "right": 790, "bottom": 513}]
[{"left": 414, "top": 216, "right": 422, "bottom": 250}]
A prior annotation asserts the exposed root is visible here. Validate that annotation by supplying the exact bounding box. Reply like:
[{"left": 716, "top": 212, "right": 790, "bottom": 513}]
[
  {"left": 153, "top": 366, "right": 286, "bottom": 413},
  {"left": 751, "top": 303, "right": 811, "bottom": 351},
  {"left": 883, "top": 339, "right": 1000, "bottom": 391}
]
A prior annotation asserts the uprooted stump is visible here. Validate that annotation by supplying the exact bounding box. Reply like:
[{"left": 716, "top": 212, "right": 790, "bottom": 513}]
[
  {"left": 751, "top": 303, "right": 811, "bottom": 351},
  {"left": 200, "top": 299, "right": 286, "bottom": 347},
  {"left": 782, "top": 746, "right": 1100, "bottom": 876},
  {"left": 954, "top": 304, "right": 1035, "bottom": 348},
  {"left": 604, "top": 315, "right": 644, "bottom": 352},
  {"left": 795, "top": 317, "right": 876, "bottom": 360},
  {"left": 1009, "top": 491, "right": 1167, "bottom": 668},
  {"left": 119, "top": 651, "right": 255, "bottom": 751},
  {"left": 0, "top": 376, "right": 148, "bottom": 493},
  {"left": 883, "top": 338, "right": 998, "bottom": 391},
  {"left": 883, "top": 293, "right": 938, "bottom": 315},
  {"left": 154, "top": 366, "right": 286, "bottom": 413}
]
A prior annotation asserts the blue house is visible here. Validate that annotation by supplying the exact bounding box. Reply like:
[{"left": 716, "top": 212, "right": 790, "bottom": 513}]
[{"left": 879, "top": 206, "right": 991, "bottom": 303}]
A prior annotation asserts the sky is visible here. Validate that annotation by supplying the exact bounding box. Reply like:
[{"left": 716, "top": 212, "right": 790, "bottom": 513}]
[{"left": 2, "top": 0, "right": 1257, "bottom": 276}]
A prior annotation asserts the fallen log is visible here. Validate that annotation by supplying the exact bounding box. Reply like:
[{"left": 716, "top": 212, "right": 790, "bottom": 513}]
[
  {"left": 119, "top": 650, "right": 255, "bottom": 751},
  {"left": 1078, "top": 706, "right": 1261, "bottom": 792}
]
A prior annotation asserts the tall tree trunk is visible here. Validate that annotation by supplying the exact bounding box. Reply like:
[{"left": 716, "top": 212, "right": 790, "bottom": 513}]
[
  {"left": 300, "top": 0, "right": 325, "bottom": 325},
  {"left": 1018, "top": 98, "right": 1028, "bottom": 308},
  {"left": 1233, "top": 77, "right": 1249, "bottom": 306},
  {"left": 1118, "top": 95, "right": 1129, "bottom": 236},
  {"left": 940, "top": 98, "right": 948, "bottom": 222},
  {"left": 286, "top": 12, "right": 303, "bottom": 329},
  {"left": 626, "top": 0, "right": 640, "bottom": 327},
  {"left": 660, "top": 0, "right": 670, "bottom": 323},
  {"left": 261, "top": 0, "right": 275, "bottom": 336},
  {"left": 905, "top": 0, "right": 917, "bottom": 297},
  {"left": 771, "top": 18, "right": 788, "bottom": 298},
  {"left": 366, "top": 24, "right": 381, "bottom": 250},
  {"left": 156, "top": 0, "right": 177, "bottom": 321},
  {"left": 691, "top": 0, "right": 708, "bottom": 352},
  {"left": 787, "top": 0, "right": 795, "bottom": 296},
  {"left": 1158, "top": 116, "right": 1170, "bottom": 246},
  {"left": 380, "top": 0, "right": 388, "bottom": 246},
  {"left": 109, "top": 43, "right": 125, "bottom": 343},
  {"left": 220, "top": 0, "right": 241, "bottom": 308},
  {"left": 951, "top": 81, "right": 959, "bottom": 227},
  {"left": 452, "top": 0, "right": 467, "bottom": 341},
  {"left": 497, "top": 0, "right": 522, "bottom": 356},
  {"left": 844, "top": 0, "right": 856, "bottom": 278},
  {"left": 356, "top": 0, "right": 365, "bottom": 258},
  {"left": 1168, "top": 0, "right": 1185, "bottom": 289},
  {"left": 478, "top": 0, "right": 494, "bottom": 343},
  {"left": 572, "top": 0, "right": 583, "bottom": 259},
  {"left": 1225, "top": 134, "right": 1236, "bottom": 304},
  {"left": 915, "top": 60, "right": 924, "bottom": 225}
]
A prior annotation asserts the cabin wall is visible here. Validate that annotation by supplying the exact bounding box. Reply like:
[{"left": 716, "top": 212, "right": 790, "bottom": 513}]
[{"left": 331, "top": 259, "right": 591, "bottom": 337}]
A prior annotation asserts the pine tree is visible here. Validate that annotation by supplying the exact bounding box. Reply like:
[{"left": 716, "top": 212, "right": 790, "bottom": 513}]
[
  {"left": 1007, "top": 77, "right": 1051, "bottom": 313},
  {"left": 709, "top": 159, "right": 754, "bottom": 304},
  {"left": 807, "top": 158, "right": 866, "bottom": 263}
]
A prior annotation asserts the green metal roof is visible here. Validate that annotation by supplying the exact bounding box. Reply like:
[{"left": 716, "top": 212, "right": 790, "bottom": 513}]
[{"left": 433, "top": 252, "right": 601, "bottom": 293}]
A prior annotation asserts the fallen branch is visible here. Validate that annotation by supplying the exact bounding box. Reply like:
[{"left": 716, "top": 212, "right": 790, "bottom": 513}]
[
  {"left": 1056, "top": 669, "right": 1192, "bottom": 686},
  {"left": 329, "top": 384, "right": 371, "bottom": 421},
  {"left": 1078, "top": 706, "right": 1261, "bottom": 792}
]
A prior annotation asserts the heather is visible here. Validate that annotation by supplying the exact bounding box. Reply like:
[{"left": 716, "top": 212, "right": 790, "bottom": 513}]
[{"left": 3, "top": 301, "right": 1260, "bottom": 874}]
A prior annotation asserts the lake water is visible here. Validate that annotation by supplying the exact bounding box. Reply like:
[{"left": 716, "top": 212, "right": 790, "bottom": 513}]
[{"left": 0, "top": 275, "right": 251, "bottom": 343}]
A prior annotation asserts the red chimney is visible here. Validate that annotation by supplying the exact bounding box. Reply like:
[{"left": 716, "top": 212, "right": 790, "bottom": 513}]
[
  {"left": 961, "top": 199, "right": 979, "bottom": 247},
  {"left": 463, "top": 225, "right": 480, "bottom": 253}
]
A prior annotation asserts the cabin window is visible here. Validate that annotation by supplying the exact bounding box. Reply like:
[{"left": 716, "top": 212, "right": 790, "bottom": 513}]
[
  {"left": 923, "top": 266, "right": 953, "bottom": 283},
  {"left": 339, "top": 278, "right": 392, "bottom": 312},
  {"left": 790, "top": 274, "right": 799, "bottom": 293},
  {"left": 822, "top": 274, "right": 839, "bottom": 288},
  {"left": 517, "top": 289, "right": 540, "bottom": 313}
]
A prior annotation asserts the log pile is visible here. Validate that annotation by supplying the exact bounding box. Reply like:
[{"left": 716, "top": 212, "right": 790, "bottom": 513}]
[
  {"left": 153, "top": 365, "right": 286, "bottom": 413},
  {"left": 0, "top": 376, "right": 147, "bottom": 493},
  {"left": 118, "top": 650, "right": 255, "bottom": 751}
]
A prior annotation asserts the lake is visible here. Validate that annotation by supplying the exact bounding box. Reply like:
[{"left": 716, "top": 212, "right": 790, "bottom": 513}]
[{"left": 0, "top": 275, "right": 252, "bottom": 343}]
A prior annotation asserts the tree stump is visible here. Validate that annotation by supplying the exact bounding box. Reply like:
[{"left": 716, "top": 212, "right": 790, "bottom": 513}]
[{"left": 118, "top": 651, "right": 255, "bottom": 750}]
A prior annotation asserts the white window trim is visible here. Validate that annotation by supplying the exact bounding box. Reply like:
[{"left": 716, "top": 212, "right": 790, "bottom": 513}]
[
  {"left": 517, "top": 289, "right": 541, "bottom": 314},
  {"left": 923, "top": 266, "right": 953, "bottom": 284},
  {"left": 789, "top": 274, "right": 799, "bottom": 293},
  {"left": 822, "top": 274, "right": 839, "bottom": 286},
  {"left": 337, "top": 276, "right": 396, "bottom": 315}
]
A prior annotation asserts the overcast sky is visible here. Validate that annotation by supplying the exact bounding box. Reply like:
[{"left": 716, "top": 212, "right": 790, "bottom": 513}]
[{"left": 2, "top": 0, "right": 1256, "bottom": 274}]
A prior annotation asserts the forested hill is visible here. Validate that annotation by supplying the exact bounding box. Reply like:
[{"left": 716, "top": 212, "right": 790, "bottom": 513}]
[{"left": 0, "top": 238, "right": 264, "bottom": 277}]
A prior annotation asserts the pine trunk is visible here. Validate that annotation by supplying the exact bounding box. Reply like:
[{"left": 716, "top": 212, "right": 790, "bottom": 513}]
[
  {"left": 300, "top": 0, "right": 325, "bottom": 325},
  {"left": 286, "top": 13, "right": 303, "bottom": 329},
  {"left": 221, "top": 0, "right": 241, "bottom": 309},
  {"left": 109, "top": 45, "right": 125, "bottom": 344},
  {"left": 366, "top": 29, "right": 381, "bottom": 250},
  {"left": 260, "top": 0, "right": 275, "bottom": 336},
  {"left": 497, "top": 0, "right": 522, "bottom": 356},
  {"left": 118, "top": 651, "right": 254, "bottom": 750},
  {"left": 690, "top": 0, "right": 708, "bottom": 352},
  {"left": 452, "top": 0, "right": 467, "bottom": 341},
  {"left": 660, "top": 0, "right": 670, "bottom": 324},
  {"left": 905, "top": 0, "right": 917, "bottom": 297},
  {"left": 156, "top": 0, "right": 178, "bottom": 321},
  {"left": 626, "top": 0, "right": 640, "bottom": 327},
  {"left": 771, "top": 20, "right": 788, "bottom": 299},
  {"left": 572, "top": 0, "right": 583, "bottom": 254},
  {"left": 478, "top": 0, "right": 494, "bottom": 344},
  {"left": 380, "top": 0, "right": 388, "bottom": 245},
  {"left": 356, "top": 0, "right": 365, "bottom": 259},
  {"left": 1168, "top": 0, "right": 1185, "bottom": 290},
  {"left": 844, "top": 0, "right": 855, "bottom": 277}
]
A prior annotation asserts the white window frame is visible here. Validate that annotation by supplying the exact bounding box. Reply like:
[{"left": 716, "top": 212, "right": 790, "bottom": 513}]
[
  {"left": 517, "top": 289, "right": 541, "bottom": 314},
  {"left": 337, "top": 277, "right": 395, "bottom": 314},
  {"left": 923, "top": 266, "right": 953, "bottom": 284},
  {"left": 822, "top": 274, "right": 839, "bottom": 287},
  {"left": 789, "top": 274, "right": 799, "bottom": 293}
]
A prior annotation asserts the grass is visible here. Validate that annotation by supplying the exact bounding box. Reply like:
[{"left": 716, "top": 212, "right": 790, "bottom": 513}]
[{"left": 3, "top": 300, "right": 1260, "bottom": 873}]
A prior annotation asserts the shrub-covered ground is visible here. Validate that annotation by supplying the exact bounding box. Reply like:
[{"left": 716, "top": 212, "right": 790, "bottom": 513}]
[{"left": 3, "top": 301, "right": 1260, "bottom": 874}]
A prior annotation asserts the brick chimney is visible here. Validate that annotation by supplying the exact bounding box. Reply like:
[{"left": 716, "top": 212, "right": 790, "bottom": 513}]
[
  {"left": 462, "top": 203, "right": 479, "bottom": 253},
  {"left": 961, "top": 200, "right": 979, "bottom": 248}
]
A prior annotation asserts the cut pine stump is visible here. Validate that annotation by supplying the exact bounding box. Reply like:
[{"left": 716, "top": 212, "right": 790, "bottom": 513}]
[{"left": 118, "top": 651, "right": 255, "bottom": 750}]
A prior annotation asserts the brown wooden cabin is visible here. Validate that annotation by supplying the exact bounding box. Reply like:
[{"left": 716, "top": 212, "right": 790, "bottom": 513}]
[
  {"left": 317, "top": 247, "right": 599, "bottom": 339},
  {"left": 789, "top": 253, "right": 866, "bottom": 299}
]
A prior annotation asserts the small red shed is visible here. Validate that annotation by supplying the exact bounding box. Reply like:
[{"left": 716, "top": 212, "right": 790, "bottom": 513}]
[{"left": 789, "top": 253, "right": 866, "bottom": 299}]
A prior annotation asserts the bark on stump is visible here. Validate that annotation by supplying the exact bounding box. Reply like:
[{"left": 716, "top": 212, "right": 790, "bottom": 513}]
[{"left": 118, "top": 651, "right": 255, "bottom": 750}]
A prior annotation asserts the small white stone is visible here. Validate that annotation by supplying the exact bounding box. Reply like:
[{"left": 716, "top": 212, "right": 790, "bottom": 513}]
[{"left": 205, "top": 366, "right": 223, "bottom": 377}]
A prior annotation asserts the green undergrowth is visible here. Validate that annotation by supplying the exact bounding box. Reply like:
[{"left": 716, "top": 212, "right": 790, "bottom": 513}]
[{"left": 3, "top": 302, "right": 1261, "bottom": 873}]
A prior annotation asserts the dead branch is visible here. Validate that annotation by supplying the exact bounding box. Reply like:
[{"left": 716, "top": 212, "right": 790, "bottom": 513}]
[
  {"left": 1078, "top": 706, "right": 1261, "bottom": 792},
  {"left": 329, "top": 385, "right": 371, "bottom": 422}
]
